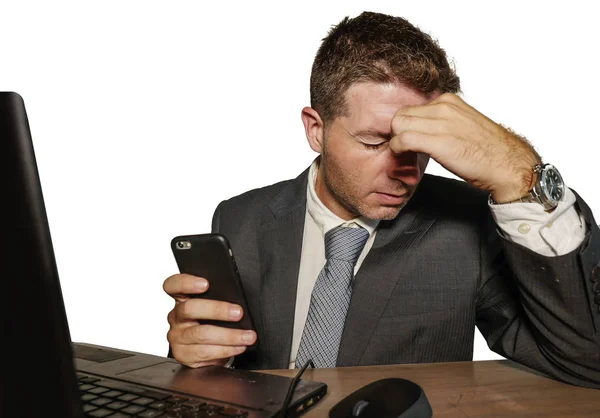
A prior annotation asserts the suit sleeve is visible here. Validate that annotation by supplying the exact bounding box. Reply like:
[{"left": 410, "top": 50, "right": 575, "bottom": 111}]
[{"left": 476, "top": 190, "right": 600, "bottom": 388}]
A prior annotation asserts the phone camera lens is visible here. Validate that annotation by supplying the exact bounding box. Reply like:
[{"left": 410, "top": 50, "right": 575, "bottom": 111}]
[{"left": 175, "top": 240, "right": 191, "bottom": 250}]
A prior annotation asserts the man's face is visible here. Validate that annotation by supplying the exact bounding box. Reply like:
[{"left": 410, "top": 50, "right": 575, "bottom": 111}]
[{"left": 316, "top": 82, "right": 439, "bottom": 220}]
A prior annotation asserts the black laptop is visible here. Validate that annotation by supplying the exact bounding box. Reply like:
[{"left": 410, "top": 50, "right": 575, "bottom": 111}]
[{"left": 0, "top": 91, "right": 327, "bottom": 418}]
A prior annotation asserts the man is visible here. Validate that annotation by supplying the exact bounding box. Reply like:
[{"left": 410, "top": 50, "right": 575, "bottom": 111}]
[{"left": 163, "top": 11, "right": 600, "bottom": 388}]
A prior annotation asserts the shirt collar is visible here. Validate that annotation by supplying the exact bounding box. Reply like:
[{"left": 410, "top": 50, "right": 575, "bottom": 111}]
[{"left": 306, "top": 158, "right": 379, "bottom": 236}]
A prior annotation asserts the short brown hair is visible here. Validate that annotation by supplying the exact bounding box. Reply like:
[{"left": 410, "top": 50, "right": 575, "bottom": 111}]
[{"left": 310, "top": 11, "right": 461, "bottom": 123}]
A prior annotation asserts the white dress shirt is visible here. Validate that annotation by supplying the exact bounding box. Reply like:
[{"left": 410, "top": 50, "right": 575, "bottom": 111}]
[{"left": 287, "top": 160, "right": 587, "bottom": 368}]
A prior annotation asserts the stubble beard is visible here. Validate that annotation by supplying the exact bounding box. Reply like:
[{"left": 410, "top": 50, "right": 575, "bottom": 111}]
[{"left": 320, "top": 155, "right": 406, "bottom": 221}]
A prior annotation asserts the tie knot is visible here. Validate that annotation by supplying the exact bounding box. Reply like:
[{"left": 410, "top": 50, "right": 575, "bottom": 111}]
[{"left": 324, "top": 225, "right": 369, "bottom": 264}]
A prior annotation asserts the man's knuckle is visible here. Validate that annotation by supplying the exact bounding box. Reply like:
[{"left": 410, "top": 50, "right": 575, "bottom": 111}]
[
  {"left": 190, "top": 325, "right": 209, "bottom": 344},
  {"left": 167, "top": 308, "right": 178, "bottom": 325},
  {"left": 439, "top": 101, "right": 454, "bottom": 113},
  {"left": 396, "top": 130, "right": 412, "bottom": 144},
  {"left": 170, "top": 345, "right": 183, "bottom": 361},
  {"left": 440, "top": 92, "right": 457, "bottom": 102},
  {"left": 166, "top": 329, "right": 177, "bottom": 344},
  {"left": 194, "top": 346, "right": 212, "bottom": 362}
]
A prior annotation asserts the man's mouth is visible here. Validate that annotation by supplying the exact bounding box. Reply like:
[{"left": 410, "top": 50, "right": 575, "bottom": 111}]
[{"left": 374, "top": 191, "right": 409, "bottom": 205}]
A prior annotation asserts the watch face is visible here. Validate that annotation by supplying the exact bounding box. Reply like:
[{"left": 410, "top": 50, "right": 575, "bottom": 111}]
[{"left": 540, "top": 165, "right": 564, "bottom": 203}]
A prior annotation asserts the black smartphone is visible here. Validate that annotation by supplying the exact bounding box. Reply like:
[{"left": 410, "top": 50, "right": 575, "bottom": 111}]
[{"left": 170, "top": 233, "right": 255, "bottom": 334}]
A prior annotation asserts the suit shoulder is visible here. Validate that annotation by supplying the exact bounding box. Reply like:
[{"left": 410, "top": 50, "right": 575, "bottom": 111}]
[
  {"left": 211, "top": 166, "right": 309, "bottom": 234},
  {"left": 213, "top": 176, "right": 302, "bottom": 228},
  {"left": 221, "top": 178, "right": 295, "bottom": 209}
]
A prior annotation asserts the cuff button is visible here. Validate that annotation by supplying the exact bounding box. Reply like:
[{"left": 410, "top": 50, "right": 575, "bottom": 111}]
[{"left": 518, "top": 223, "right": 531, "bottom": 234}]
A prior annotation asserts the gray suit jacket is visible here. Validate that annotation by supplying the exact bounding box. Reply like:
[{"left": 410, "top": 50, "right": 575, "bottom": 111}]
[{"left": 199, "top": 168, "right": 600, "bottom": 388}]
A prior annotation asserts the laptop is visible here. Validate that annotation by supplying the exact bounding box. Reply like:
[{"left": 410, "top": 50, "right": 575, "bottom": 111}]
[{"left": 0, "top": 91, "right": 327, "bottom": 418}]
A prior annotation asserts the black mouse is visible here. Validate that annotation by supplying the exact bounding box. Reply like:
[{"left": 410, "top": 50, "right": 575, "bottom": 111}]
[{"left": 329, "top": 377, "right": 432, "bottom": 418}]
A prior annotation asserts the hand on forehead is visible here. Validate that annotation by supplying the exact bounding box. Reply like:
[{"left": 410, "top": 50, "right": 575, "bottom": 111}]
[{"left": 342, "top": 82, "right": 440, "bottom": 134}]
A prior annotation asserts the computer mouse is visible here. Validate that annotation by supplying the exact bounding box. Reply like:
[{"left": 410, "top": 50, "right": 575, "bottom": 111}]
[{"left": 329, "top": 377, "right": 432, "bottom": 418}]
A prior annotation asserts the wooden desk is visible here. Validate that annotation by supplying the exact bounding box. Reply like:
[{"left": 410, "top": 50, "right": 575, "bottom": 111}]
[{"left": 263, "top": 360, "right": 600, "bottom": 417}]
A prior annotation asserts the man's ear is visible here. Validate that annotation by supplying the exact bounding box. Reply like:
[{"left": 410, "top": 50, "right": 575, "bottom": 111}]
[{"left": 301, "top": 107, "right": 325, "bottom": 153}]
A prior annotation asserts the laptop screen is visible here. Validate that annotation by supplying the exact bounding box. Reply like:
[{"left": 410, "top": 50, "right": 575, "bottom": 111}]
[{"left": 1, "top": 91, "right": 84, "bottom": 417}]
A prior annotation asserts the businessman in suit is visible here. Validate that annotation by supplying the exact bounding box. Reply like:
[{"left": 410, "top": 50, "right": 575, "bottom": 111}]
[{"left": 163, "top": 12, "right": 600, "bottom": 387}]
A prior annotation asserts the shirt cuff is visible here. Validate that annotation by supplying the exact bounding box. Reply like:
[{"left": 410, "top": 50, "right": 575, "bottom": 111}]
[{"left": 488, "top": 187, "right": 587, "bottom": 256}]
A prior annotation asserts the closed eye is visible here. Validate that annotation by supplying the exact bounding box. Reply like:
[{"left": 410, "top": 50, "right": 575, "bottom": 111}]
[
  {"left": 362, "top": 142, "right": 385, "bottom": 150},
  {"left": 351, "top": 129, "right": 391, "bottom": 151}
]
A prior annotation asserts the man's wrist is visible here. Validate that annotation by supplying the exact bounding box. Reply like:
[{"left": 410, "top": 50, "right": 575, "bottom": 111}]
[{"left": 490, "top": 162, "right": 541, "bottom": 204}]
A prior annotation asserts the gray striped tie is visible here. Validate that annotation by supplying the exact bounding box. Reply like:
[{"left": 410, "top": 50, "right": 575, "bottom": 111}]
[{"left": 295, "top": 225, "right": 370, "bottom": 368}]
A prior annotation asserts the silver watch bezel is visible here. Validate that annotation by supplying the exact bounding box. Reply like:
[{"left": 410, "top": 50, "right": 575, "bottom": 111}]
[{"left": 532, "top": 163, "right": 565, "bottom": 211}]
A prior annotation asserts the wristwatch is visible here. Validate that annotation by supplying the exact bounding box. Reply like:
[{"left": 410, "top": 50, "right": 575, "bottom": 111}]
[{"left": 490, "top": 163, "right": 565, "bottom": 212}]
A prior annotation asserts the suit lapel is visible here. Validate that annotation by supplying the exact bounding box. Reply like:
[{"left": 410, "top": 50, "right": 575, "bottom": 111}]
[
  {"left": 257, "top": 169, "right": 309, "bottom": 369},
  {"left": 336, "top": 189, "right": 437, "bottom": 366}
]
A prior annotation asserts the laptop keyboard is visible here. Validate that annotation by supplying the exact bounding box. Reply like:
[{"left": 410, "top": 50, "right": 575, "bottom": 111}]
[{"left": 77, "top": 372, "right": 250, "bottom": 417}]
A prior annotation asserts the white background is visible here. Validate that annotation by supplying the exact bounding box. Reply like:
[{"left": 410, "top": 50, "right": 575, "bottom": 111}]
[{"left": 1, "top": 1, "right": 598, "bottom": 362}]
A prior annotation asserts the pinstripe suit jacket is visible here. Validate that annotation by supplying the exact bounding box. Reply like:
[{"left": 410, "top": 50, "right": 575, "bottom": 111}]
[{"left": 205, "top": 167, "right": 600, "bottom": 388}]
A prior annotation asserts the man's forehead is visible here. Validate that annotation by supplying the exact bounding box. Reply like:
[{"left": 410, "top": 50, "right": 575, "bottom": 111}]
[{"left": 345, "top": 82, "right": 437, "bottom": 109}]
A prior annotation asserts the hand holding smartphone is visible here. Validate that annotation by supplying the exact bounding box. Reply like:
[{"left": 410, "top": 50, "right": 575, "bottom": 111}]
[{"left": 170, "top": 233, "right": 256, "bottom": 336}]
